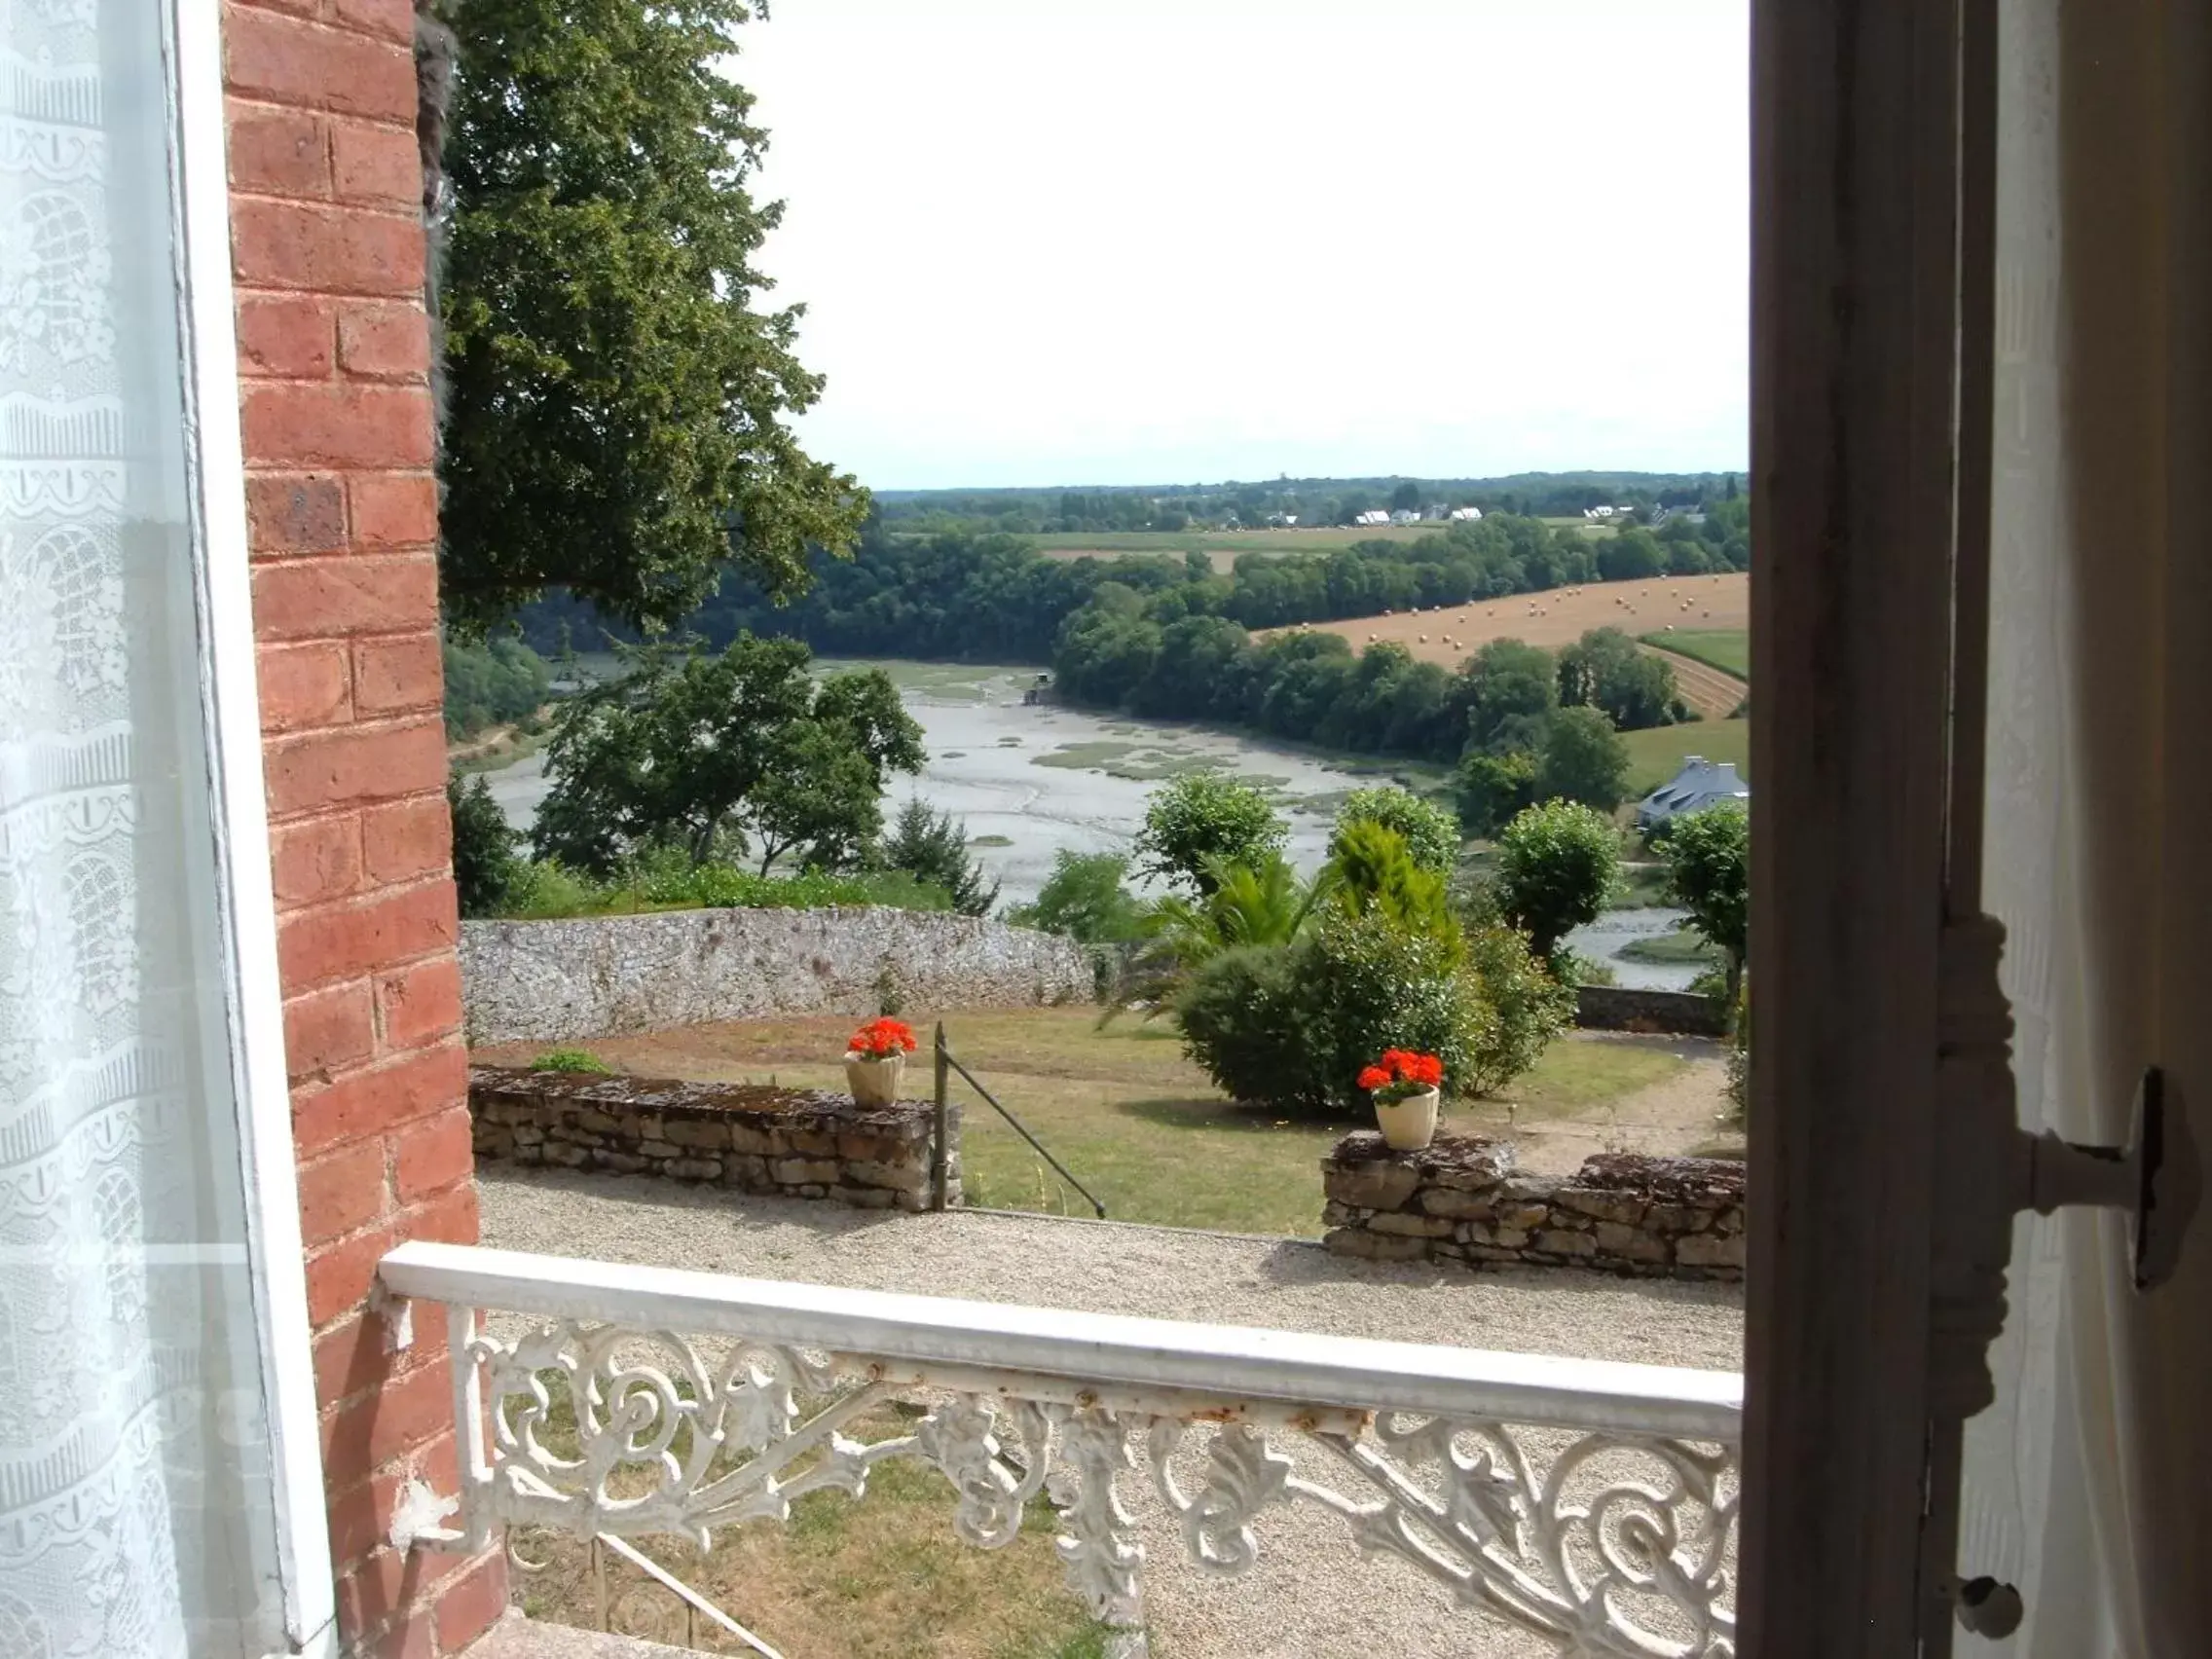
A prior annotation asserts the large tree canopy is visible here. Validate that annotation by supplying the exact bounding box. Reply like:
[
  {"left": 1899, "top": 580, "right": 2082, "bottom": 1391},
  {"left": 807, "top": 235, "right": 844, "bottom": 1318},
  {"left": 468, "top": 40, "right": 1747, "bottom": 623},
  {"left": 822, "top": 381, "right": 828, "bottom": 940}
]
[{"left": 436, "top": 0, "right": 866, "bottom": 632}]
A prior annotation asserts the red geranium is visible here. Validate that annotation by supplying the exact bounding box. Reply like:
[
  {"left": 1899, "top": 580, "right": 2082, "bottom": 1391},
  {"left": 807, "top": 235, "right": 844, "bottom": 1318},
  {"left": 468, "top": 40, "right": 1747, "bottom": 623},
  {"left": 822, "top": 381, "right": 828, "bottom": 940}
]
[
  {"left": 1359, "top": 1048, "right": 1443, "bottom": 1102},
  {"left": 847, "top": 1017, "right": 918, "bottom": 1059}
]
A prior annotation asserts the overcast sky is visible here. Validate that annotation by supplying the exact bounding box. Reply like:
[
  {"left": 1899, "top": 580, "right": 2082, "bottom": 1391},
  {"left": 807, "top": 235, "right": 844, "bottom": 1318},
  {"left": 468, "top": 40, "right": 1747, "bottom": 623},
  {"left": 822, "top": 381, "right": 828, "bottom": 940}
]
[{"left": 735, "top": 0, "right": 1748, "bottom": 491}]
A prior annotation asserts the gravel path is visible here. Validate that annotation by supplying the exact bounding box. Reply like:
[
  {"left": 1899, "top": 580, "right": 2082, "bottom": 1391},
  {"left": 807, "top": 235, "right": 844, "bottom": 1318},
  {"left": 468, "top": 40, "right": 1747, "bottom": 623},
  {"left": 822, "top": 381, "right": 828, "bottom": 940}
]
[{"left": 482, "top": 1170, "right": 1743, "bottom": 1658}]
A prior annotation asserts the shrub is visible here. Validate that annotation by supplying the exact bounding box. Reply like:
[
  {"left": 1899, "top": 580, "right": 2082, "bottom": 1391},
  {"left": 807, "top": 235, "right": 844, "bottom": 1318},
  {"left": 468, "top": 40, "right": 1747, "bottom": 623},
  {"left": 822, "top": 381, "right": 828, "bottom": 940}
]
[
  {"left": 1493, "top": 800, "right": 1621, "bottom": 963},
  {"left": 1329, "top": 786, "right": 1460, "bottom": 875},
  {"left": 1726, "top": 980, "right": 1751, "bottom": 1123},
  {"left": 449, "top": 774, "right": 524, "bottom": 917},
  {"left": 882, "top": 797, "right": 1000, "bottom": 916},
  {"left": 1459, "top": 923, "right": 1575, "bottom": 1094},
  {"left": 1324, "top": 821, "right": 1459, "bottom": 956},
  {"left": 1662, "top": 800, "right": 1750, "bottom": 999},
  {"left": 1133, "top": 773, "right": 1286, "bottom": 895},
  {"left": 1174, "top": 911, "right": 1495, "bottom": 1116},
  {"left": 531, "top": 1049, "right": 612, "bottom": 1074},
  {"left": 1017, "top": 850, "right": 1148, "bottom": 943}
]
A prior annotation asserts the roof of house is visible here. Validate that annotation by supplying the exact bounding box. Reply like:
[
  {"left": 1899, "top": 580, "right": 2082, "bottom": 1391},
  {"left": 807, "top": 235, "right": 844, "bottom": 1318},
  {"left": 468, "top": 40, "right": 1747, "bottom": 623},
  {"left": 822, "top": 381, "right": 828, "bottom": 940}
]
[{"left": 1636, "top": 757, "right": 1751, "bottom": 826}]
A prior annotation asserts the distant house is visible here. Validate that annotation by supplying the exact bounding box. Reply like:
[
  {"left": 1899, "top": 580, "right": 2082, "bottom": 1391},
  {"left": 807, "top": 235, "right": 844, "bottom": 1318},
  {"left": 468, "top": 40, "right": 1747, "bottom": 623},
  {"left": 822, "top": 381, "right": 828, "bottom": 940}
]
[
  {"left": 1389, "top": 508, "right": 1420, "bottom": 526},
  {"left": 1584, "top": 504, "right": 1620, "bottom": 520},
  {"left": 1449, "top": 505, "right": 1484, "bottom": 522},
  {"left": 1353, "top": 509, "right": 1392, "bottom": 526},
  {"left": 1265, "top": 512, "right": 1300, "bottom": 528},
  {"left": 1636, "top": 757, "right": 1751, "bottom": 832}
]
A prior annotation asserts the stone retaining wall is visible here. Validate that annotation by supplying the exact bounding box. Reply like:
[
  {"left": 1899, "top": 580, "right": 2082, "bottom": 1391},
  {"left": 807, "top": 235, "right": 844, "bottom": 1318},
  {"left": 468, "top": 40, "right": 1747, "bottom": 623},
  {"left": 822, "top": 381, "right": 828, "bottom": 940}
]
[
  {"left": 1573, "top": 983, "right": 1732, "bottom": 1038},
  {"left": 469, "top": 1065, "right": 959, "bottom": 1211},
  {"left": 460, "top": 908, "right": 1094, "bottom": 1045},
  {"left": 1321, "top": 1133, "right": 1744, "bottom": 1279}
]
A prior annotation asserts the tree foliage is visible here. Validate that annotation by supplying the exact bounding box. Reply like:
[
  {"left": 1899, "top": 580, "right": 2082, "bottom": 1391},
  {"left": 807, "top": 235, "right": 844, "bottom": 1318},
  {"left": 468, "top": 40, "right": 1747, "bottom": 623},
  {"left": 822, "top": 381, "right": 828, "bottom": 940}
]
[
  {"left": 1557, "top": 627, "right": 1679, "bottom": 731},
  {"left": 443, "top": 636, "right": 551, "bottom": 739},
  {"left": 1132, "top": 774, "right": 1287, "bottom": 895},
  {"left": 1454, "top": 750, "right": 1538, "bottom": 837},
  {"left": 437, "top": 0, "right": 865, "bottom": 632},
  {"left": 1492, "top": 801, "right": 1620, "bottom": 963},
  {"left": 1534, "top": 704, "right": 1632, "bottom": 813},
  {"left": 1015, "top": 851, "right": 1149, "bottom": 944},
  {"left": 1662, "top": 802, "right": 1751, "bottom": 997},
  {"left": 881, "top": 798, "right": 1000, "bottom": 917},
  {"left": 1329, "top": 787, "right": 1460, "bottom": 875},
  {"left": 530, "top": 636, "right": 921, "bottom": 874},
  {"left": 448, "top": 774, "right": 524, "bottom": 916}
]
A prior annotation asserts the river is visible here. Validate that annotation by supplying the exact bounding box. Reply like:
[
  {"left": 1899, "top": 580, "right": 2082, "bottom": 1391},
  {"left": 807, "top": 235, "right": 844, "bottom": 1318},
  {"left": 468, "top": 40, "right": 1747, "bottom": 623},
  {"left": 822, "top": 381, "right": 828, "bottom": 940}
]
[{"left": 472, "top": 657, "right": 1699, "bottom": 988}]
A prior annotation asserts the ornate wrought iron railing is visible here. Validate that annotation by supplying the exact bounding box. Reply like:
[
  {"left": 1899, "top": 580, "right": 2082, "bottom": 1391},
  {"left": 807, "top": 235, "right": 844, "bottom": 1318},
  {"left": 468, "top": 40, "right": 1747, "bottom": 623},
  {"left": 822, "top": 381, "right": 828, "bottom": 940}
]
[{"left": 376, "top": 1241, "right": 1742, "bottom": 1658}]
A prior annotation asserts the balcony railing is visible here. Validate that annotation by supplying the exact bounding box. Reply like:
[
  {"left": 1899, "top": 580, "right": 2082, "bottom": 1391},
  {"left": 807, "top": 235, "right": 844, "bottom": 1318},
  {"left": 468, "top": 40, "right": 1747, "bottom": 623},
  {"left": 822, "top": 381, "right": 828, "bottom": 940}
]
[{"left": 376, "top": 1241, "right": 1742, "bottom": 1657}]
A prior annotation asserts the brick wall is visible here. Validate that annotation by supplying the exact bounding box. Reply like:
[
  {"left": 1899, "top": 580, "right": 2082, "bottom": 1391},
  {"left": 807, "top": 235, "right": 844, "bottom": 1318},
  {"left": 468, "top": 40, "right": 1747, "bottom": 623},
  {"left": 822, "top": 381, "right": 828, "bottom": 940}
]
[{"left": 224, "top": 0, "right": 505, "bottom": 1651}]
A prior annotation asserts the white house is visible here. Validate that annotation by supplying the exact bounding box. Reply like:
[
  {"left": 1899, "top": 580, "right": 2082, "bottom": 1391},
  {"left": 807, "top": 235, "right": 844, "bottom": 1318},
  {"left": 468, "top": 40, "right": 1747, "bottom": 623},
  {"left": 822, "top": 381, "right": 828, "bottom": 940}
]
[
  {"left": 1585, "top": 504, "right": 1620, "bottom": 520},
  {"left": 1353, "top": 508, "right": 1392, "bottom": 526},
  {"left": 1450, "top": 505, "right": 1484, "bottom": 522},
  {"left": 1389, "top": 508, "right": 1421, "bottom": 526},
  {"left": 1635, "top": 756, "right": 1751, "bottom": 831}
]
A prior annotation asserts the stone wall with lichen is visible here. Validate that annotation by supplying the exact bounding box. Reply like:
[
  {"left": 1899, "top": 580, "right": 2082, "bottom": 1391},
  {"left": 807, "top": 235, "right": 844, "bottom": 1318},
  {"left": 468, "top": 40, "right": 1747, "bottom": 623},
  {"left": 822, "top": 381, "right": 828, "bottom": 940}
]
[
  {"left": 460, "top": 908, "right": 1094, "bottom": 1045},
  {"left": 468, "top": 1065, "right": 959, "bottom": 1211},
  {"left": 1321, "top": 1133, "right": 1744, "bottom": 1280}
]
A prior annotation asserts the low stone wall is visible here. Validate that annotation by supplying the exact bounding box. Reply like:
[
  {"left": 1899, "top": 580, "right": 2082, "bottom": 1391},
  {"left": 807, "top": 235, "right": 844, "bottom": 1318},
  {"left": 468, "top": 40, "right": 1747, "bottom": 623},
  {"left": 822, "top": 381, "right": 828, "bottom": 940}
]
[
  {"left": 1321, "top": 1133, "right": 1744, "bottom": 1280},
  {"left": 469, "top": 1065, "right": 959, "bottom": 1211},
  {"left": 1574, "top": 983, "right": 1731, "bottom": 1038},
  {"left": 460, "top": 908, "right": 1094, "bottom": 1045}
]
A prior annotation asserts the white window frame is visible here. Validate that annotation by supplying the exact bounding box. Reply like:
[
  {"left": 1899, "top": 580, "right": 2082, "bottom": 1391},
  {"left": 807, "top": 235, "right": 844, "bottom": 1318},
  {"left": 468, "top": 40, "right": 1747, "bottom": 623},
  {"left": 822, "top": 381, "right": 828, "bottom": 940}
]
[{"left": 170, "top": 0, "right": 340, "bottom": 1650}]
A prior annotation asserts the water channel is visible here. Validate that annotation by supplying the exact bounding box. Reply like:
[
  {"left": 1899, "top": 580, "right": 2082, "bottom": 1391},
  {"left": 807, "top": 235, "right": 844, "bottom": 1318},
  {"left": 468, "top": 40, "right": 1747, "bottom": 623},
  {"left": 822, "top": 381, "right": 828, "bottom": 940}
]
[{"left": 473, "top": 658, "right": 1698, "bottom": 988}]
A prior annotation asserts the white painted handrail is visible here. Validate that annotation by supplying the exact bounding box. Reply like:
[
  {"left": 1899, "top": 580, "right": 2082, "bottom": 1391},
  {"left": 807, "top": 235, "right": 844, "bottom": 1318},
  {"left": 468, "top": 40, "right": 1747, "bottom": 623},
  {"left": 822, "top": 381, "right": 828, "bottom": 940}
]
[
  {"left": 379, "top": 1240, "right": 1741, "bottom": 1439},
  {"left": 381, "top": 1241, "right": 1742, "bottom": 1659}
]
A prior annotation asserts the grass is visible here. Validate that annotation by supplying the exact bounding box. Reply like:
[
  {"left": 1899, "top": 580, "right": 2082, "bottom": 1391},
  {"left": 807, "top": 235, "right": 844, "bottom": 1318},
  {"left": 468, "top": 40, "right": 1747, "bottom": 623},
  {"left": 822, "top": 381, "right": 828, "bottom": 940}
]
[
  {"left": 483, "top": 1007, "right": 1692, "bottom": 1237},
  {"left": 510, "top": 1392, "right": 1114, "bottom": 1659},
  {"left": 1620, "top": 717, "right": 1752, "bottom": 797},
  {"left": 1617, "top": 928, "right": 1723, "bottom": 967},
  {"left": 1030, "top": 741, "right": 1225, "bottom": 782},
  {"left": 1642, "top": 628, "right": 1750, "bottom": 681}
]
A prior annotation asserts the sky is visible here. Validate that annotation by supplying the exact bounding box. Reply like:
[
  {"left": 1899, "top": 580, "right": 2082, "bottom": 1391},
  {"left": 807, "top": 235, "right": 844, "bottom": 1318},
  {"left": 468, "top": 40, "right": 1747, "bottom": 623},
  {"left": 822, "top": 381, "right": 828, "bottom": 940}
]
[{"left": 733, "top": 0, "right": 1749, "bottom": 492}]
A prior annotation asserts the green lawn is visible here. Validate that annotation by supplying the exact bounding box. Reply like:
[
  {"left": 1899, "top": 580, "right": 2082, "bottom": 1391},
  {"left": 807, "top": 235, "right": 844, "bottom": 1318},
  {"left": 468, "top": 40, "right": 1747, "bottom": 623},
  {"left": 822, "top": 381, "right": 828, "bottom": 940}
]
[
  {"left": 488, "top": 1007, "right": 1689, "bottom": 1237},
  {"left": 1617, "top": 928, "right": 1723, "bottom": 967},
  {"left": 1620, "top": 717, "right": 1751, "bottom": 797},
  {"left": 1643, "top": 628, "right": 1750, "bottom": 681}
]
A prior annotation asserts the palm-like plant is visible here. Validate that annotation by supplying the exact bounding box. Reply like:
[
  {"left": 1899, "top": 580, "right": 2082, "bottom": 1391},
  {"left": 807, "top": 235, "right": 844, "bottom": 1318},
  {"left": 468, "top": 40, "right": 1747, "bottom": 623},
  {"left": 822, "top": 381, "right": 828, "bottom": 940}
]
[{"left": 1105, "top": 853, "right": 1332, "bottom": 1020}]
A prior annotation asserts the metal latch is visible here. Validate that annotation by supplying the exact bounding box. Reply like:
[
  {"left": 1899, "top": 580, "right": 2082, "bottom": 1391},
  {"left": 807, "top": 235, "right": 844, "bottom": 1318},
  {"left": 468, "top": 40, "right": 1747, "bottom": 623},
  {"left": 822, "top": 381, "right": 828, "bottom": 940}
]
[{"left": 2020, "top": 1066, "right": 2199, "bottom": 1291}]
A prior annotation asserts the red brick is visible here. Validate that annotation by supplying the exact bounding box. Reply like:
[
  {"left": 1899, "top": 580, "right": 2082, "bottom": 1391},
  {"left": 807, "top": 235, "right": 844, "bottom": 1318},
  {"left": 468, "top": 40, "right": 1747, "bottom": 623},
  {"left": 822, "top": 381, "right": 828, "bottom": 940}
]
[
  {"left": 225, "top": 9, "right": 417, "bottom": 122},
  {"left": 258, "top": 639, "right": 351, "bottom": 731},
  {"left": 399, "top": 1179, "right": 478, "bottom": 1247},
  {"left": 246, "top": 472, "right": 348, "bottom": 556},
  {"left": 331, "top": 120, "right": 422, "bottom": 207},
  {"left": 237, "top": 292, "right": 335, "bottom": 379},
  {"left": 277, "top": 875, "right": 457, "bottom": 988},
  {"left": 233, "top": 196, "right": 423, "bottom": 297},
  {"left": 230, "top": 0, "right": 321, "bottom": 19},
  {"left": 350, "top": 473, "right": 438, "bottom": 548},
  {"left": 391, "top": 1102, "right": 471, "bottom": 1199},
  {"left": 362, "top": 793, "right": 452, "bottom": 884},
  {"left": 337, "top": 301, "right": 429, "bottom": 380},
  {"left": 271, "top": 813, "right": 364, "bottom": 909},
  {"left": 363, "top": 1608, "right": 432, "bottom": 1659},
  {"left": 378, "top": 956, "right": 462, "bottom": 1054},
  {"left": 306, "top": 1220, "right": 397, "bottom": 1327},
  {"left": 322, "top": 1358, "right": 455, "bottom": 1486},
  {"left": 228, "top": 104, "right": 329, "bottom": 197},
  {"left": 330, "top": 0, "right": 415, "bottom": 43},
  {"left": 353, "top": 633, "right": 443, "bottom": 717},
  {"left": 292, "top": 1045, "right": 467, "bottom": 1155},
  {"left": 241, "top": 381, "right": 433, "bottom": 466},
  {"left": 284, "top": 978, "right": 376, "bottom": 1080},
  {"left": 433, "top": 1555, "right": 508, "bottom": 1655},
  {"left": 253, "top": 555, "right": 437, "bottom": 643},
  {"left": 313, "top": 1308, "right": 446, "bottom": 1414},
  {"left": 298, "top": 1136, "right": 389, "bottom": 1244},
  {"left": 266, "top": 719, "right": 447, "bottom": 820},
  {"left": 336, "top": 1544, "right": 461, "bottom": 1651}
]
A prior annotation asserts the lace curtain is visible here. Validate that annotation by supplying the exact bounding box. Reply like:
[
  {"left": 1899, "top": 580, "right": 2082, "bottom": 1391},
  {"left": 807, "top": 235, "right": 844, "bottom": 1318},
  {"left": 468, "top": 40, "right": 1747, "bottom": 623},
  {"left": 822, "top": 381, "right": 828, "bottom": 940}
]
[{"left": 1, "top": 0, "right": 285, "bottom": 1652}]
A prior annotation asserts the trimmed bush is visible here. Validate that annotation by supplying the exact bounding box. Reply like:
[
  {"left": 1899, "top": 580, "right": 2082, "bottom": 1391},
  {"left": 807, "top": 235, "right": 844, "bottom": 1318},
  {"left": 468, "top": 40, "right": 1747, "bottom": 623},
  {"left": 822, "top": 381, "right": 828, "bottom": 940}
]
[{"left": 1460, "top": 923, "right": 1576, "bottom": 1095}]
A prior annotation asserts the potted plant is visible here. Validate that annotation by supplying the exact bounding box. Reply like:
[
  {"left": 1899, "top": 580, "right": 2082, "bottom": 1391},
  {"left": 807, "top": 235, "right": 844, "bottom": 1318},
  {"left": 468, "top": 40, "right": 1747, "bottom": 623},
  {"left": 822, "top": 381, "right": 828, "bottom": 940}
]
[
  {"left": 845, "top": 1017, "right": 918, "bottom": 1107},
  {"left": 1359, "top": 1049, "right": 1444, "bottom": 1151}
]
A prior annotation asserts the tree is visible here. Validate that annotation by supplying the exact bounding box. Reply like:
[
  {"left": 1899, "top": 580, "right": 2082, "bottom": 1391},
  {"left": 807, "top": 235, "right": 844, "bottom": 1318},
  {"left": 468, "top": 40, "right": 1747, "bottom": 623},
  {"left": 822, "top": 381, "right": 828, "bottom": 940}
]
[
  {"left": 531, "top": 636, "right": 922, "bottom": 873},
  {"left": 1533, "top": 705, "right": 1631, "bottom": 812},
  {"left": 1457, "top": 639, "right": 1559, "bottom": 754},
  {"left": 448, "top": 774, "right": 523, "bottom": 916},
  {"left": 1662, "top": 802, "right": 1751, "bottom": 998},
  {"left": 1596, "top": 529, "right": 1667, "bottom": 582},
  {"left": 1454, "top": 750, "right": 1538, "bottom": 837},
  {"left": 1020, "top": 851, "right": 1147, "bottom": 943},
  {"left": 1557, "top": 628, "right": 1677, "bottom": 731},
  {"left": 1329, "top": 786, "right": 1460, "bottom": 875},
  {"left": 882, "top": 799, "right": 1000, "bottom": 916},
  {"left": 1132, "top": 773, "right": 1286, "bottom": 895},
  {"left": 1324, "top": 821, "right": 1459, "bottom": 953},
  {"left": 436, "top": 0, "right": 866, "bottom": 632},
  {"left": 1388, "top": 480, "right": 1423, "bottom": 513},
  {"left": 1492, "top": 800, "right": 1620, "bottom": 963}
]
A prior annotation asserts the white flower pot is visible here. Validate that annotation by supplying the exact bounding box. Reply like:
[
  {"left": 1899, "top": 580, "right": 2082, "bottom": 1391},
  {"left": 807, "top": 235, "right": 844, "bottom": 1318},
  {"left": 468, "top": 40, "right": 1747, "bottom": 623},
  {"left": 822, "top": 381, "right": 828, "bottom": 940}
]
[
  {"left": 845, "top": 1052, "right": 906, "bottom": 1108},
  {"left": 1373, "top": 1087, "right": 1440, "bottom": 1152}
]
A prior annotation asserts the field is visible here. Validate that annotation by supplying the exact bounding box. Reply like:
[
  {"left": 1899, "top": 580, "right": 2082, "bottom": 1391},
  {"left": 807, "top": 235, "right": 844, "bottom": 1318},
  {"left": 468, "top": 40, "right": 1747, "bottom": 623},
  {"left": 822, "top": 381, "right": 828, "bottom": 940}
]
[
  {"left": 476, "top": 1007, "right": 1721, "bottom": 1235},
  {"left": 1644, "top": 628, "right": 1750, "bottom": 681},
  {"left": 1620, "top": 715, "right": 1752, "bottom": 796}
]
